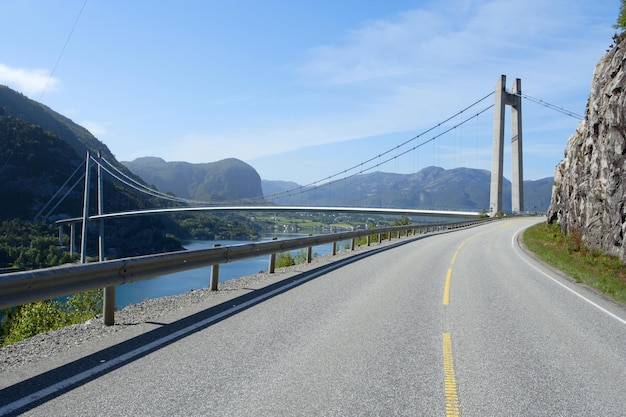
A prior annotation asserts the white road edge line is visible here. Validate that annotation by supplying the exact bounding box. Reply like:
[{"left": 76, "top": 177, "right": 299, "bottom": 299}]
[
  {"left": 512, "top": 225, "right": 626, "bottom": 327},
  {"left": 0, "top": 259, "right": 345, "bottom": 415}
]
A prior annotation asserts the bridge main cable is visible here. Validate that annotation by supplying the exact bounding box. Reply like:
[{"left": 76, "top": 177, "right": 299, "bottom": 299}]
[{"left": 265, "top": 91, "right": 495, "bottom": 201}]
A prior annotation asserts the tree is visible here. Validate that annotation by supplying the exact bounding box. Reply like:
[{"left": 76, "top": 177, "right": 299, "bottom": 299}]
[{"left": 615, "top": 0, "right": 626, "bottom": 32}]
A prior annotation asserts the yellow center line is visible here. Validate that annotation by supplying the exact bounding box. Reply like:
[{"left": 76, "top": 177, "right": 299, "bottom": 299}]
[
  {"left": 443, "top": 332, "right": 460, "bottom": 416},
  {"left": 450, "top": 251, "right": 459, "bottom": 265},
  {"left": 443, "top": 268, "right": 452, "bottom": 305}
]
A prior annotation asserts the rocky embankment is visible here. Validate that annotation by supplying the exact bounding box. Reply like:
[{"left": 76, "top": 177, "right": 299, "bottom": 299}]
[{"left": 547, "top": 35, "right": 626, "bottom": 261}]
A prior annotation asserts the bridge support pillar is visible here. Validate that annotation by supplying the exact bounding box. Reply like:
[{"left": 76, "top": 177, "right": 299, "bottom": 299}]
[{"left": 490, "top": 75, "right": 524, "bottom": 214}]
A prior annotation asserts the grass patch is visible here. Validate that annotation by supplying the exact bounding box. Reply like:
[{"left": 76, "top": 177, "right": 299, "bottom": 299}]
[{"left": 523, "top": 222, "right": 626, "bottom": 304}]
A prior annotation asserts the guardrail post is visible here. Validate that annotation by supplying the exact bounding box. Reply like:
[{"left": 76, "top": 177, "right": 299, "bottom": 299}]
[
  {"left": 210, "top": 244, "right": 220, "bottom": 291},
  {"left": 351, "top": 238, "right": 356, "bottom": 251},
  {"left": 332, "top": 241, "right": 337, "bottom": 256},
  {"left": 306, "top": 234, "right": 313, "bottom": 263},
  {"left": 103, "top": 286, "right": 115, "bottom": 326},
  {"left": 268, "top": 238, "right": 277, "bottom": 273},
  {"left": 378, "top": 233, "right": 382, "bottom": 244},
  {"left": 307, "top": 246, "right": 313, "bottom": 263},
  {"left": 367, "top": 234, "right": 371, "bottom": 246}
]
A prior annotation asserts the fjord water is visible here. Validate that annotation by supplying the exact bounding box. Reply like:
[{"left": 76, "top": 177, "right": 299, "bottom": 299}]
[{"left": 115, "top": 235, "right": 338, "bottom": 309}]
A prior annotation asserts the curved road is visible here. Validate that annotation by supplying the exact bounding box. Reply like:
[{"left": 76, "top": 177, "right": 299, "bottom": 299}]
[{"left": 3, "top": 217, "right": 626, "bottom": 416}]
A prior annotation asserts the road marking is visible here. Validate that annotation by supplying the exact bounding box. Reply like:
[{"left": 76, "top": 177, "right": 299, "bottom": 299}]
[
  {"left": 443, "top": 268, "right": 452, "bottom": 305},
  {"left": 512, "top": 226, "right": 626, "bottom": 327},
  {"left": 450, "top": 251, "right": 459, "bottom": 265},
  {"left": 443, "top": 332, "right": 460, "bottom": 416}
]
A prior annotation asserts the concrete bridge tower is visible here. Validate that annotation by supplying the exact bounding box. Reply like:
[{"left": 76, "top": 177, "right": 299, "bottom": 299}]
[{"left": 490, "top": 75, "right": 523, "bottom": 214}]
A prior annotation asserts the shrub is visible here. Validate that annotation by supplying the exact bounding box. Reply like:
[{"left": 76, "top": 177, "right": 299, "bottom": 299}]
[
  {"left": 1, "top": 288, "right": 103, "bottom": 346},
  {"left": 275, "top": 252, "right": 295, "bottom": 268}
]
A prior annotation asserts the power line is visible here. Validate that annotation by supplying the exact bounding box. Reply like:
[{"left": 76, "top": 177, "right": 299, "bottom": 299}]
[{"left": 40, "top": 0, "right": 88, "bottom": 99}]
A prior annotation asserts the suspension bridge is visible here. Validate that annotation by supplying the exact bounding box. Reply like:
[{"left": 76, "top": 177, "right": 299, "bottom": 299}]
[{"left": 42, "top": 75, "right": 582, "bottom": 264}]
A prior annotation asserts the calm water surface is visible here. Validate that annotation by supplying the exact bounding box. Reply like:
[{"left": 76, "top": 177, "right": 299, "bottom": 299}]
[{"left": 115, "top": 234, "right": 343, "bottom": 309}]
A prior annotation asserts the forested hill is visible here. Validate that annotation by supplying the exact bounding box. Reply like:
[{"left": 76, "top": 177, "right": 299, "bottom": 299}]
[
  {"left": 0, "top": 85, "right": 165, "bottom": 220},
  {"left": 0, "top": 114, "right": 82, "bottom": 219},
  {"left": 0, "top": 86, "right": 116, "bottom": 165}
]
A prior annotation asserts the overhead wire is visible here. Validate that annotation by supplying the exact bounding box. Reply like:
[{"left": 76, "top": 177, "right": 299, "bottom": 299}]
[{"left": 40, "top": 0, "right": 88, "bottom": 100}]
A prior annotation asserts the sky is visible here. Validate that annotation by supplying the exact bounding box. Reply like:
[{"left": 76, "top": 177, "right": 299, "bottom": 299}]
[{"left": 0, "top": 0, "right": 621, "bottom": 184}]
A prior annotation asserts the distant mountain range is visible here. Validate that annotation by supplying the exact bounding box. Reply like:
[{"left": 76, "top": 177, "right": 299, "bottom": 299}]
[{"left": 262, "top": 167, "right": 553, "bottom": 213}]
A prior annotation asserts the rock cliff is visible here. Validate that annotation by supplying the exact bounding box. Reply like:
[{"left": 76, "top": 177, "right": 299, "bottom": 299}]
[{"left": 547, "top": 35, "right": 626, "bottom": 260}]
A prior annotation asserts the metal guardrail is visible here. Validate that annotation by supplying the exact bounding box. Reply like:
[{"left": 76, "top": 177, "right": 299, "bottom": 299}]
[{"left": 0, "top": 218, "right": 490, "bottom": 324}]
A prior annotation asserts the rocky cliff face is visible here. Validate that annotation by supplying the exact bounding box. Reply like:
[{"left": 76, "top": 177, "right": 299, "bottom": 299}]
[{"left": 547, "top": 36, "right": 626, "bottom": 260}]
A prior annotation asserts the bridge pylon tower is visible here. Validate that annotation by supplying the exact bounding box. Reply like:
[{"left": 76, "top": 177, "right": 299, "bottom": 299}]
[{"left": 490, "top": 74, "right": 523, "bottom": 214}]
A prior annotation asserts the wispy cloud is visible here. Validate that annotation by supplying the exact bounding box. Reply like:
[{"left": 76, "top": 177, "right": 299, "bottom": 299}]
[
  {"left": 0, "top": 64, "right": 59, "bottom": 97},
  {"left": 296, "top": 0, "right": 602, "bottom": 97}
]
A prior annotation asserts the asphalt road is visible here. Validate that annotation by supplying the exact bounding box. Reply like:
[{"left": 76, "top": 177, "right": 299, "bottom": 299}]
[{"left": 3, "top": 217, "right": 626, "bottom": 416}]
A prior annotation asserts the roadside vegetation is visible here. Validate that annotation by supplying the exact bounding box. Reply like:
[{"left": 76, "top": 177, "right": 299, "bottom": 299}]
[
  {"left": 1, "top": 289, "right": 102, "bottom": 347},
  {"left": 523, "top": 222, "right": 626, "bottom": 304}
]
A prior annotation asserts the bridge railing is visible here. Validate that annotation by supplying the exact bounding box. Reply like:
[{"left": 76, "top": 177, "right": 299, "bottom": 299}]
[{"left": 0, "top": 218, "right": 491, "bottom": 324}]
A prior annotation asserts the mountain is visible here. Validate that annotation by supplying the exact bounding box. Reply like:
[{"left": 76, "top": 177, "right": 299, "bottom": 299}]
[
  {"left": 261, "top": 179, "right": 301, "bottom": 198},
  {"left": 263, "top": 166, "right": 553, "bottom": 213},
  {"left": 0, "top": 113, "right": 83, "bottom": 219},
  {"left": 122, "top": 157, "right": 263, "bottom": 202},
  {"left": 0, "top": 86, "right": 180, "bottom": 257},
  {"left": 0, "top": 86, "right": 119, "bottom": 167}
]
